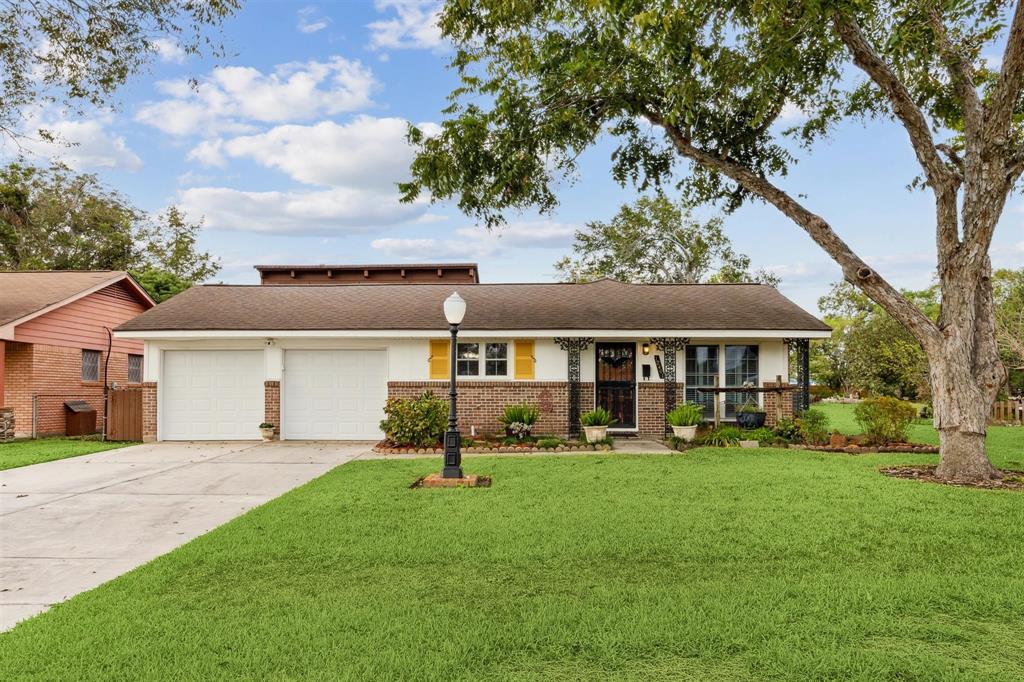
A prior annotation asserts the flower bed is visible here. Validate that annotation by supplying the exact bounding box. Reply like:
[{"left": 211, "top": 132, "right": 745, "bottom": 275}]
[
  {"left": 373, "top": 439, "right": 613, "bottom": 455},
  {"left": 793, "top": 443, "right": 939, "bottom": 454}
]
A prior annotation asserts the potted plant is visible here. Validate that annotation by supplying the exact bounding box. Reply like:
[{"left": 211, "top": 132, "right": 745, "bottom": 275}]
[
  {"left": 580, "top": 407, "right": 615, "bottom": 442},
  {"left": 499, "top": 402, "right": 540, "bottom": 440},
  {"left": 666, "top": 402, "right": 703, "bottom": 441},
  {"left": 735, "top": 393, "right": 766, "bottom": 429},
  {"left": 258, "top": 422, "right": 276, "bottom": 441}
]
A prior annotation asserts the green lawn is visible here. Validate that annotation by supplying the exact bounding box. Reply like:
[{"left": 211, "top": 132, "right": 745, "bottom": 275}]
[
  {"left": 1, "top": 424, "right": 1022, "bottom": 680},
  {"left": 0, "top": 437, "right": 132, "bottom": 471}
]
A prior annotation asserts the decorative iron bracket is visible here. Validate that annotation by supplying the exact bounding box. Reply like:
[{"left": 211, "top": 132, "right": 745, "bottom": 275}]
[
  {"left": 650, "top": 338, "right": 689, "bottom": 435},
  {"left": 554, "top": 337, "right": 594, "bottom": 438},
  {"left": 783, "top": 337, "right": 811, "bottom": 414}
]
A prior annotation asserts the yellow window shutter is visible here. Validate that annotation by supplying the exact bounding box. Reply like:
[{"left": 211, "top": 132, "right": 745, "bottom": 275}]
[
  {"left": 514, "top": 340, "right": 535, "bottom": 379},
  {"left": 429, "top": 340, "right": 449, "bottom": 379}
]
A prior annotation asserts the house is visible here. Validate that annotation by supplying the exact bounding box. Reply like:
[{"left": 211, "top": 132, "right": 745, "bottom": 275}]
[
  {"left": 114, "top": 265, "right": 830, "bottom": 442},
  {"left": 0, "top": 271, "right": 155, "bottom": 439}
]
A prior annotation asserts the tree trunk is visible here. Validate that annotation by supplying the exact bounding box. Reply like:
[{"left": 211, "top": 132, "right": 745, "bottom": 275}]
[{"left": 928, "top": 283, "right": 1005, "bottom": 481}]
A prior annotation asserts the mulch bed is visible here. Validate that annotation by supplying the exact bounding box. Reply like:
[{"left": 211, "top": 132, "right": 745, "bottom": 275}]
[
  {"left": 373, "top": 440, "right": 610, "bottom": 454},
  {"left": 880, "top": 465, "right": 1024, "bottom": 490},
  {"left": 795, "top": 443, "right": 940, "bottom": 454}
]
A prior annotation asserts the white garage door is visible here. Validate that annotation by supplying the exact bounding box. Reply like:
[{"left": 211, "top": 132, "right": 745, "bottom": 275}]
[
  {"left": 161, "top": 350, "right": 264, "bottom": 440},
  {"left": 282, "top": 350, "right": 387, "bottom": 440}
]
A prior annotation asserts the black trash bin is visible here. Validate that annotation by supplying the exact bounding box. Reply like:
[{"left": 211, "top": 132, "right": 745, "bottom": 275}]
[{"left": 65, "top": 400, "right": 97, "bottom": 436}]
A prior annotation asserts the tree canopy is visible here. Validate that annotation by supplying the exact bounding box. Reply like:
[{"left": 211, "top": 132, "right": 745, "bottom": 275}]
[
  {"left": 0, "top": 0, "right": 238, "bottom": 142},
  {"left": 554, "top": 195, "right": 780, "bottom": 285},
  {"left": 0, "top": 162, "right": 219, "bottom": 302}
]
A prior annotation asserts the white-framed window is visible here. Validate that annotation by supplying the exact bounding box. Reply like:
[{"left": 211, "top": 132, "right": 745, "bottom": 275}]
[
  {"left": 457, "top": 342, "right": 508, "bottom": 377},
  {"left": 485, "top": 343, "right": 508, "bottom": 376},
  {"left": 724, "top": 345, "right": 759, "bottom": 417},
  {"left": 128, "top": 354, "right": 143, "bottom": 384},
  {"left": 82, "top": 349, "right": 100, "bottom": 382}
]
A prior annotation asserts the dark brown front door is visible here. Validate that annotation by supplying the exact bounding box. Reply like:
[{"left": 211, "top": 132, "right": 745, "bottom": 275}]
[{"left": 596, "top": 342, "right": 636, "bottom": 429}]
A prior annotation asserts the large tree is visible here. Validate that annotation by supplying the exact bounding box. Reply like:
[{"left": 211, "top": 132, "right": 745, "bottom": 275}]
[
  {"left": 400, "top": 0, "right": 1024, "bottom": 481},
  {"left": 0, "top": 162, "right": 219, "bottom": 301},
  {"left": 1, "top": 0, "right": 238, "bottom": 142},
  {"left": 555, "top": 194, "right": 780, "bottom": 285}
]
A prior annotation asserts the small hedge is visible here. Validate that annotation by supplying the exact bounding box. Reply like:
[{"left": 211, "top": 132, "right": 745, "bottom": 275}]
[
  {"left": 797, "top": 408, "right": 830, "bottom": 445},
  {"left": 855, "top": 397, "right": 917, "bottom": 444},
  {"left": 379, "top": 392, "right": 448, "bottom": 447}
]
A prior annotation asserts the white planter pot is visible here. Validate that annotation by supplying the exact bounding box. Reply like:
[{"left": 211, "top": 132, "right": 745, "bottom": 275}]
[
  {"left": 259, "top": 427, "right": 276, "bottom": 442},
  {"left": 671, "top": 425, "right": 698, "bottom": 441},
  {"left": 583, "top": 425, "right": 608, "bottom": 443},
  {"left": 739, "top": 440, "right": 759, "bottom": 448}
]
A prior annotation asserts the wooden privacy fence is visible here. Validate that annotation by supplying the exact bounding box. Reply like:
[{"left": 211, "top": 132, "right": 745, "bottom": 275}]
[
  {"left": 990, "top": 399, "right": 1024, "bottom": 425},
  {"left": 107, "top": 387, "right": 143, "bottom": 441}
]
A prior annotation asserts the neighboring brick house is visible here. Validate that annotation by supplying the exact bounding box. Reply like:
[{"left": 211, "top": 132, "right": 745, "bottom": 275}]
[
  {"left": 0, "top": 271, "right": 155, "bottom": 438},
  {"left": 115, "top": 264, "right": 828, "bottom": 443}
]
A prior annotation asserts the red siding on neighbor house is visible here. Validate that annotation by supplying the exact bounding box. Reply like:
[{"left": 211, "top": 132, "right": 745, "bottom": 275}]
[{"left": 13, "top": 281, "right": 146, "bottom": 354}]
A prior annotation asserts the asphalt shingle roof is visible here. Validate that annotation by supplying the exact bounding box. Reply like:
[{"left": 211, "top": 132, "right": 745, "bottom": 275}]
[
  {"left": 116, "top": 279, "right": 830, "bottom": 333},
  {"left": 0, "top": 271, "right": 129, "bottom": 327}
]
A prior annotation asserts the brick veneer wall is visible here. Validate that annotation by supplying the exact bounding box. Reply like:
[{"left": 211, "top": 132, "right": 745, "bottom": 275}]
[
  {"left": 388, "top": 381, "right": 595, "bottom": 438},
  {"left": 264, "top": 381, "right": 280, "bottom": 436},
  {"left": 4, "top": 341, "right": 139, "bottom": 437},
  {"left": 142, "top": 382, "right": 158, "bottom": 442},
  {"left": 635, "top": 382, "right": 686, "bottom": 438},
  {"left": 762, "top": 381, "right": 796, "bottom": 427}
]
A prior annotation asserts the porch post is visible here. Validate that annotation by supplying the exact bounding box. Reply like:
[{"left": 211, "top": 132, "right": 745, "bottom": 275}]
[
  {"left": 650, "top": 337, "right": 688, "bottom": 436},
  {"left": 554, "top": 337, "right": 593, "bottom": 439},
  {"left": 784, "top": 338, "right": 811, "bottom": 414}
]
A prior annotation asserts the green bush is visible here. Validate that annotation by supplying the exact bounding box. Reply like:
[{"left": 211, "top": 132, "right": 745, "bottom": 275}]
[
  {"left": 772, "top": 419, "right": 800, "bottom": 442},
  {"left": 499, "top": 402, "right": 540, "bottom": 427},
  {"left": 699, "top": 426, "right": 742, "bottom": 447},
  {"left": 746, "top": 427, "right": 776, "bottom": 446},
  {"left": 854, "top": 397, "right": 918, "bottom": 444},
  {"left": 581, "top": 407, "right": 615, "bottom": 426},
  {"left": 536, "top": 437, "right": 562, "bottom": 449},
  {"left": 379, "top": 392, "right": 448, "bottom": 447},
  {"left": 666, "top": 402, "right": 704, "bottom": 427},
  {"left": 797, "top": 408, "right": 830, "bottom": 445}
]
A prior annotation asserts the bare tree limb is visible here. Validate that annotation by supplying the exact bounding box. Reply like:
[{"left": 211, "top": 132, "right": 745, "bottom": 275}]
[
  {"left": 644, "top": 111, "right": 943, "bottom": 351},
  {"left": 832, "top": 13, "right": 955, "bottom": 191},
  {"left": 986, "top": 0, "right": 1024, "bottom": 143},
  {"left": 935, "top": 143, "right": 964, "bottom": 176}
]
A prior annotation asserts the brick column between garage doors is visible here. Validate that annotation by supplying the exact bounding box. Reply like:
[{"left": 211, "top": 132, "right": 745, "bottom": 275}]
[
  {"left": 142, "top": 382, "right": 157, "bottom": 442},
  {"left": 264, "top": 381, "right": 280, "bottom": 436}
]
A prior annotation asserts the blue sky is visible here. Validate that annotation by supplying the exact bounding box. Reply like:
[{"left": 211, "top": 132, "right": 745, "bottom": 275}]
[{"left": 7, "top": 0, "right": 1023, "bottom": 312}]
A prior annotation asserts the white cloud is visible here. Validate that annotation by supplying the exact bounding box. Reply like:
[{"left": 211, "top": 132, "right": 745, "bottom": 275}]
[
  {"left": 178, "top": 186, "right": 423, "bottom": 234},
  {"left": 17, "top": 116, "right": 142, "bottom": 172},
  {"left": 371, "top": 221, "right": 578, "bottom": 260},
  {"left": 153, "top": 38, "right": 186, "bottom": 64},
  {"left": 194, "top": 116, "right": 438, "bottom": 187},
  {"left": 778, "top": 101, "right": 808, "bottom": 123},
  {"left": 368, "top": 0, "right": 444, "bottom": 51},
  {"left": 297, "top": 6, "right": 329, "bottom": 33},
  {"left": 135, "top": 57, "right": 376, "bottom": 136}
]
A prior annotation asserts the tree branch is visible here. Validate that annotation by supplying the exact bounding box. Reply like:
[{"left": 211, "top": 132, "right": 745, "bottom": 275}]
[
  {"left": 927, "top": 6, "right": 983, "bottom": 138},
  {"left": 645, "top": 113, "right": 943, "bottom": 350},
  {"left": 986, "top": 0, "right": 1024, "bottom": 141},
  {"left": 832, "top": 14, "right": 955, "bottom": 190}
]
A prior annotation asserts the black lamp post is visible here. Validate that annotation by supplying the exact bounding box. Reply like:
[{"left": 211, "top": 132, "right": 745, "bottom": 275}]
[{"left": 442, "top": 292, "right": 466, "bottom": 478}]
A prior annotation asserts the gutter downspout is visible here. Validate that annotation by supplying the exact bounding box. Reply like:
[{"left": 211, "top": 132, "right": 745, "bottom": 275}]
[{"left": 102, "top": 327, "right": 112, "bottom": 441}]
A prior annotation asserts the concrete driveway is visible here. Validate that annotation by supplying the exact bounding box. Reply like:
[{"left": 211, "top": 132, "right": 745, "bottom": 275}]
[{"left": 0, "top": 441, "right": 371, "bottom": 631}]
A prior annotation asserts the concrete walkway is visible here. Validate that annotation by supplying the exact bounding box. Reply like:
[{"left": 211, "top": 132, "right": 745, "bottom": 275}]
[{"left": 0, "top": 441, "right": 371, "bottom": 631}]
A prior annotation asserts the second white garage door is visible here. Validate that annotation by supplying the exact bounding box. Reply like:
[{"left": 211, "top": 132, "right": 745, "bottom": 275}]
[{"left": 281, "top": 350, "right": 388, "bottom": 440}]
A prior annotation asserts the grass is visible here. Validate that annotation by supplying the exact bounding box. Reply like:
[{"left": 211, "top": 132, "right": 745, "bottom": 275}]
[
  {"left": 0, "top": 437, "right": 132, "bottom": 471},
  {"left": 1, "top": 415, "right": 1022, "bottom": 680}
]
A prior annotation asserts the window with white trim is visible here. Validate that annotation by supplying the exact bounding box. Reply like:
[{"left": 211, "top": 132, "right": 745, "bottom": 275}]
[
  {"left": 685, "top": 345, "right": 718, "bottom": 418},
  {"left": 82, "top": 350, "right": 100, "bottom": 382},
  {"left": 457, "top": 342, "right": 508, "bottom": 377},
  {"left": 128, "top": 354, "right": 143, "bottom": 384},
  {"left": 724, "top": 345, "right": 759, "bottom": 418}
]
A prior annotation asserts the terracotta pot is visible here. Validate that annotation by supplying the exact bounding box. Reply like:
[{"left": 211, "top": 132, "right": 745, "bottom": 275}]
[
  {"left": 259, "top": 427, "right": 275, "bottom": 442},
  {"left": 671, "top": 425, "right": 698, "bottom": 441},
  {"left": 583, "top": 425, "right": 608, "bottom": 443}
]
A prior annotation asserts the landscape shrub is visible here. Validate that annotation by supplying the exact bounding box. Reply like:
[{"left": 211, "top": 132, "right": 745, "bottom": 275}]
[
  {"left": 699, "top": 426, "right": 742, "bottom": 447},
  {"left": 746, "top": 427, "right": 777, "bottom": 446},
  {"left": 772, "top": 419, "right": 800, "bottom": 442},
  {"left": 855, "top": 397, "right": 918, "bottom": 444},
  {"left": 499, "top": 402, "right": 541, "bottom": 439},
  {"left": 797, "top": 409, "right": 830, "bottom": 445},
  {"left": 379, "top": 392, "right": 448, "bottom": 447},
  {"left": 536, "top": 437, "right": 562, "bottom": 449}
]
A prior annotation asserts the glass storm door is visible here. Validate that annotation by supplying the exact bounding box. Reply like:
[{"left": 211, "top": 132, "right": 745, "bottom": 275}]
[{"left": 595, "top": 342, "right": 636, "bottom": 429}]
